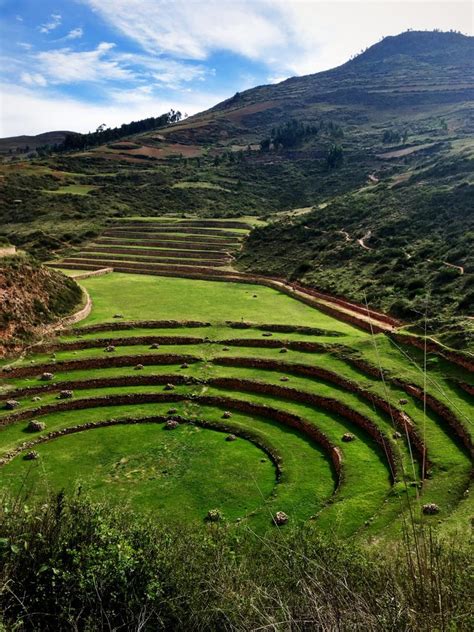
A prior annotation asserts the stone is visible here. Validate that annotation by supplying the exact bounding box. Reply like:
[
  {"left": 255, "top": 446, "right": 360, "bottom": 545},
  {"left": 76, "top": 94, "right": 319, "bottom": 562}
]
[
  {"left": 41, "top": 372, "right": 54, "bottom": 381},
  {"left": 422, "top": 503, "right": 440, "bottom": 515},
  {"left": 104, "top": 345, "right": 116, "bottom": 353},
  {"left": 181, "top": 363, "right": 189, "bottom": 369},
  {"left": 273, "top": 511, "right": 289, "bottom": 526},
  {"left": 164, "top": 383, "right": 175, "bottom": 391},
  {"left": 342, "top": 433, "right": 356, "bottom": 442},
  {"left": 165, "top": 419, "right": 179, "bottom": 430},
  {"left": 5, "top": 399, "right": 20, "bottom": 410},
  {"left": 262, "top": 332, "right": 273, "bottom": 337},
  {"left": 24, "top": 451, "right": 39, "bottom": 461},
  {"left": 393, "top": 431, "right": 402, "bottom": 439},
  {"left": 222, "top": 411, "right": 232, "bottom": 419},
  {"left": 226, "top": 434, "right": 237, "bottom": 442},
  {"left": 134, "top": 364, "right": 144, "bottom": 370},
  {"left": 150, "top": 343, "right": 160, "bottom": 349},
  {"left": 206, "top": 509, "right": 222, "bottom": 522},
  {"left": 2, "top": 366, "right": 12, "bottom": 373},
  {"left": 28, "top": 420, "right": 46, "bottom": 432},
  {"left": 222, "top": 347, "right": 230, "bottom": 351},
  {"left": 399, "top": 399, "right": 408, "bottom": 405},
  {"left": 279, "top": 348, "right": 288, "bottom": 353},
  {"left": 280, "top": 376, "right": 289, "bottom": 382},
  {"left": 58, "top": 390, "right": 74, "bottom": 399},
  {"left": 113, "top": 313, "right": 124, "bottom": 319},
  {"left": 32, "top": 396, "right": 41, "bottom": 402},
  {"left": 167, "top": 408, "right": 178, "bottom": 414}
]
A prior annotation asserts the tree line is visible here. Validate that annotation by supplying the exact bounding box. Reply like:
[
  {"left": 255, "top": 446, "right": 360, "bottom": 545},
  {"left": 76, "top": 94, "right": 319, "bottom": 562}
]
[{"left": 37, "top": 110, "right": 183, "bottom": 155}]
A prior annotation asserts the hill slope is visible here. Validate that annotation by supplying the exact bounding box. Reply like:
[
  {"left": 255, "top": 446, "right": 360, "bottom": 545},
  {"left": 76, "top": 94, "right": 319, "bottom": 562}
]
[
  {"left": 0, "top": 256, "right": 83, "bottom": 354},
  {"left": 0, "top": 30, "right": 472, "bottom": 337}
]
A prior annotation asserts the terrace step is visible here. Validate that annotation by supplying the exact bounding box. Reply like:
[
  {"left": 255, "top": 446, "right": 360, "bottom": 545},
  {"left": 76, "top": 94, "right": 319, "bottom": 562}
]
[
  {"left": 82, "top": 246, "right": 230, "bottom": 260},
  {"left": 60, "top": 259, "right": 236, "bottom": 275},
  {"left": 114, "top": 219, "right": 253, "bottom": 229},
  {"left": 74, "top": 253, "right": 230, "bottom": 267},
  {"left": 95, "top": 238, "right": 239, "bottom": 250},
  {"left": 103, "top": 227, "right": 243, "bottom": 237}
]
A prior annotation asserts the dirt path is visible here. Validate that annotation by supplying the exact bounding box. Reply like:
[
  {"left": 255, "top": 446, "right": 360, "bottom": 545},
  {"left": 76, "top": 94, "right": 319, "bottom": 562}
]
[
  {"left": 337, "top": 230, "right": 351, "bottom": 242},
  {"left": 427, "top": 259, "right": 464, "bottom": 275},
  {"left": 357, "top": 230, "right": 372, "bottom": 251}
]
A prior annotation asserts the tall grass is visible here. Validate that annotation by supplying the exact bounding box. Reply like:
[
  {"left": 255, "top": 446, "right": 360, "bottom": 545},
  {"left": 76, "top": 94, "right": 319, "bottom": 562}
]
[{"left": 0, "top": 493, "right": 471, "bottom": 631}]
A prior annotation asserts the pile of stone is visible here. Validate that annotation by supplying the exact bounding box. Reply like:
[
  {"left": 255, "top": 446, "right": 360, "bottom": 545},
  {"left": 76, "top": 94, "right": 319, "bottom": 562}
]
[
  {"left": 150, "top": 343, "right": 160, "bottom": 349},
  {"left": 24, "top": 451, "right": 39, "bottom": 461},
  {"left": 134, "top": 364, "right": 144, "bottom": 371},
  {"left": 342, "top": 433, "right": 356, "bottom": 442},
  {"left": 422, "top": 503, "right": 440, "bottom": 515},
  {"left": 104, "top": 345, "right": 116, "bottom": 353},
  {"left": 27, "top": 420, "right": 46, "bottom": 432},
  {"left": 58, "top": 390, "right": 74, "bottom": 399},
  {"left": 41, "top": 372, "right": 54, "bottom": 381},
  {"left": 273, "top": 511, "right": 289, "bottom": 526},
  {"left": 164, "top": 383, "right": 175, "bottom": 391},
  {"left": 206, "top": 509, "right": 222, "bottom": 522},
  {"left": 5, "top": 399, "right": 20, "bottom": 410},
  {"left": 222, "top": 411, "right": 232, "bottom": 419},
  {"left": 165, "top": 419, "right": 179, "bottom": 430},
  {"left": 225, "top": 434, "right": 237, "bottom": 442}
]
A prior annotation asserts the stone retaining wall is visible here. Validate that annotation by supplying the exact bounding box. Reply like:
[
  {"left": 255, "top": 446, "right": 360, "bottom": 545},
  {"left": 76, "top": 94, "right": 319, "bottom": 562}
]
[
  {"left": 72, "top": 320, "right": 211, "bottom": 334},
  {"left": 2, "top": 353, "right": 199, "bottom": 379},
  {"left": 213, "top": 356, "right": 428, "bottom": 473},
  {"left": 37, "top": 335, "right": 206, "bottom": 353},
  {"left": 209, "top": 378, "right": 398, "bottom": 479},
  {"left": 72, "top": 267, "right": 113, "bottom": 280},
  {"left": 390, "top": 332, "right": 474, "bottom": 373},
  {"left": 0, "top": 393, "right": 343, "bottom": 489}
]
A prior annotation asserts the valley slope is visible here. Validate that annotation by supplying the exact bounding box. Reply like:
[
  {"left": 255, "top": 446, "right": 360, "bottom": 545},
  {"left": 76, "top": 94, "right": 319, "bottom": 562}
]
[{"left": 0, "top": 30, "right": 473, "bottom": 341}]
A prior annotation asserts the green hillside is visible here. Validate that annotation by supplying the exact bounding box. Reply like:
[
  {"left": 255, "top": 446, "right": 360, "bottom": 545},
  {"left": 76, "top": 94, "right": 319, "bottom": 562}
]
[{"left": 0, "top": 30, "right": 473, "bottom": 336}]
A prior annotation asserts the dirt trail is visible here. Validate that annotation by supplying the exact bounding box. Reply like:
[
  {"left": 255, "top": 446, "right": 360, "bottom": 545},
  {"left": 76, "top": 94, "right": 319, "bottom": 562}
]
[
  {"left": 337, "top": 230, "right": 351, "bottom": 242},
  {"left": 357, "top": 230, "right": 373, "bottom": 250},
  {"left": 427, "top": 259, "right": 464, "bottom": 275}
]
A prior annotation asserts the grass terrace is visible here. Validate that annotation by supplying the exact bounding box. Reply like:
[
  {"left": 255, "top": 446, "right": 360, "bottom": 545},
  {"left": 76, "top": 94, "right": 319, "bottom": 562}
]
[{"left": 0, "top": 270, "right": 471, "bottom": 538}]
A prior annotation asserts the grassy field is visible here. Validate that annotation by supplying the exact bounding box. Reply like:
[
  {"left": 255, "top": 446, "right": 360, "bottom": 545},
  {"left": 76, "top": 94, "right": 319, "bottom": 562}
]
[{"left": 0, "top": 271, "right": 471, "bottom": 536}]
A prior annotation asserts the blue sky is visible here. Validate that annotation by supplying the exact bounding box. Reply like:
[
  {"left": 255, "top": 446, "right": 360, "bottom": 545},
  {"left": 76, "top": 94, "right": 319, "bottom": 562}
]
[{"left": 0, "top": 0, "right": 471, "bottom": 136}]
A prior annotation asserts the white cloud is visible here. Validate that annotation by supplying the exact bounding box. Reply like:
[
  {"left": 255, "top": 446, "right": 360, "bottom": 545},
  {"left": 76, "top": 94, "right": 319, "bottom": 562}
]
[
  {"left": 117, "top": 53, "right": 210, "bottom": 89},
  {"left": 85, "top": 0, "right": 284, "bottom": 60},
  {"left": 39, "top": 13, "right": 62, "bottom": 34},
  {"left": 16, "top": 15, "right": 23, "bottom": 22},
  {"left": 18, "top": 42, "right": 33, "bottom": 51},
  {"left": 0, "top": 82, "right": 227, "bottom": 136},
  {"left": 84, "top": 0, "right": 473, "bottom": 76},
  {"left": 64, "top": 28, "right": 84, "bottom": 41},
  {"left": 36, "top": 42, "right": 132, "bottom": 83},
  {"left": 20, "top": 72, "right": 47, "bottom": 87}
]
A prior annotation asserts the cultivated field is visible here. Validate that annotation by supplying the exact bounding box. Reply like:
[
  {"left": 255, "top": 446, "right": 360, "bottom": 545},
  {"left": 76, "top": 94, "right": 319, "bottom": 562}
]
[{"left": 1, "top": 271, "right": 472, "bottom": 537}]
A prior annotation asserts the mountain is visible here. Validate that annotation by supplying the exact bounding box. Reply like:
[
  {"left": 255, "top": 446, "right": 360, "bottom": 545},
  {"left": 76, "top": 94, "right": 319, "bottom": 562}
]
[
  {"left": 0, "top": 131, "right": 73, "bottom": 157},
  {"left": 0, "top": 30, "right": 472, "bottom": 339}
]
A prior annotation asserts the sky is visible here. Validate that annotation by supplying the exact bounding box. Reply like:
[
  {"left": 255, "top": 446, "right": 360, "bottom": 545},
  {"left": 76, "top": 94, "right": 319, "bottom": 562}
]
[{"left": 0, "top": 0, "right": 472, "bottom": 137}]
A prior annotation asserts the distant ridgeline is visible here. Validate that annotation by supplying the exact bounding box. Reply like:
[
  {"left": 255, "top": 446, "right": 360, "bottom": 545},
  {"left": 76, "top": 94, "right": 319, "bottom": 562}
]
[{"left": 46, "top": 110, "right": 184, "bottom": 153}]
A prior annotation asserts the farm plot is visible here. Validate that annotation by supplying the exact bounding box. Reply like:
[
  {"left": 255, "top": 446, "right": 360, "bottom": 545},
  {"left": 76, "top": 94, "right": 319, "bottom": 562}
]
[
  {"left": 50, "top": 216, "right": 250, "bottom": 276},
  {"left": 1, "top": 272, "right": 472, "bottom": 536}
]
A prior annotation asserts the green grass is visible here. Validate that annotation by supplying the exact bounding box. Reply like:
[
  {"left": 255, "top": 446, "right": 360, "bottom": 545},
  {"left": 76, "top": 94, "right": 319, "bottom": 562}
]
[
  {"left": 0, "top": 271, "right": 471, "bottom": 538},
  {"left": 77, "top": 272, "right": 364, "bottom": 336},
  {"left": 43, "top": 184, "right": 98, "bottom": 195},
  {"left": 0, "top": 422, "right": 277, "bottom": 524}
]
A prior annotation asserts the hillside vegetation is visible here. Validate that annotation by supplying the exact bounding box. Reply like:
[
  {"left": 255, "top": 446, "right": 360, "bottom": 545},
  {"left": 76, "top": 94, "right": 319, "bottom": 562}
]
[
  {"left": 0, "top": 256, "right": 82, "bottom": 354},
  {"left": 0, "top": 30, "right": 473, "bottom": 334}
]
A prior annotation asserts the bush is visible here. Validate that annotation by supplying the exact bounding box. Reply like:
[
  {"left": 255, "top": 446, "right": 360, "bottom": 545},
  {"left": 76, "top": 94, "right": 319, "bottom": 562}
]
[{"left": 0, "top": 494, "right": 471, "bottom": 631}]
